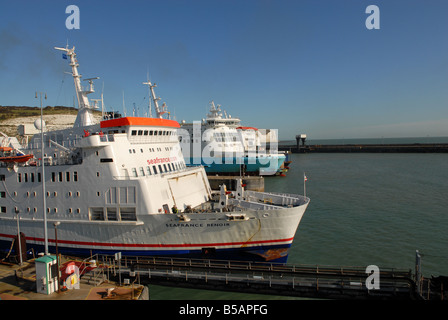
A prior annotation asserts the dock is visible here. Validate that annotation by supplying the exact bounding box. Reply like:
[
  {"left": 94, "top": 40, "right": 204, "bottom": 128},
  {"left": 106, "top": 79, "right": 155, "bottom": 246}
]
[
  {"left": 2, "top": 252, "right": 446, "bottom": 300},
  {"left": 93, "top": 254, "right": 447, "bottom": 300},
  {"left": 0, "top": 256, "right": 148, "bottom": 300},
  {"left": 279, "top": 143, "right": 448, "bottom": 153}
]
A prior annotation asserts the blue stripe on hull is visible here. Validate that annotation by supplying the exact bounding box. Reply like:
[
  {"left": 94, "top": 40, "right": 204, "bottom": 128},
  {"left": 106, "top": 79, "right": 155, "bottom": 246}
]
[{"left": 0, "top": 239, "right": 291, "bottom": 263}]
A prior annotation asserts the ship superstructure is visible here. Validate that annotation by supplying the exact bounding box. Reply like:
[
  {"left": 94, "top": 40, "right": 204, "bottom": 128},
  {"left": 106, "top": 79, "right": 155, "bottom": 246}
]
[{"left": 0, "top": 46, "right": 309, "bottom": 263}]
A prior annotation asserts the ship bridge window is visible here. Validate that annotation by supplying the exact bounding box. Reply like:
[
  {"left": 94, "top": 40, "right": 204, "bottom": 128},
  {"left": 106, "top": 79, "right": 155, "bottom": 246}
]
[
  {"left": 107, "top": 207, "right": 118, "bottom": 221},
  {"left": 89, "top": 207, "right": 104, "bottom": 221},
  {"left": 144, "top": 130, "right": 148, "bottom": 135},
  {"left": 1, "top": 207, "right": 6, "bottom": 214},
  {"left": 138, "top": 130, "right": 143, "bottom": 136},
  {"left": 120, "top": 207, "right": 136, "bottom": 221},
  {"left": 149, "top": 130, "right": 153, "bottom": 135},
  {"left": 131, "top": 130, "right": 137, "bottom": 136}
]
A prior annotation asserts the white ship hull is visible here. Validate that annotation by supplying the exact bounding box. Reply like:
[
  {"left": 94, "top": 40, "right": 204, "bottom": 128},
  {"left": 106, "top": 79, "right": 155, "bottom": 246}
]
[{"left": 0, "top": 196, "right": 307, "bottom": 262}]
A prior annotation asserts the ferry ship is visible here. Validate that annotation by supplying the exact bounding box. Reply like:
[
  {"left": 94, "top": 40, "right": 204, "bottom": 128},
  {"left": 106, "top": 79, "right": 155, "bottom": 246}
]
[
  {"left": 179, "top": 102, "right": 286, "bottom": 176},
  {"left": 0, "top": 46, "right": 309, "bottom": 263}
]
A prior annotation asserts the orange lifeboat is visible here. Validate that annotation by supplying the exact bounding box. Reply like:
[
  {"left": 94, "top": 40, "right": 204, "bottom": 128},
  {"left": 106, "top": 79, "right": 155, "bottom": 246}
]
[{"left": 0, "top": 147, "right": 34, "bottom": 163}]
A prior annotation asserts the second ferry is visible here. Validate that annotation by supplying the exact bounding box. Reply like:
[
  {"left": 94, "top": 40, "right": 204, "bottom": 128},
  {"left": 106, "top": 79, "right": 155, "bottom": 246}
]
[{"left": 179, "top": 101, "right": 286, "bottom": 176}]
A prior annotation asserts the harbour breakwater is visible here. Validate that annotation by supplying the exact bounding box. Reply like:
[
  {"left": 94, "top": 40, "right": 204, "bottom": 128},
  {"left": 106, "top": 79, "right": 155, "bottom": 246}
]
[{"left": 279, "top": 143, "right": 448, "bottom": 153}]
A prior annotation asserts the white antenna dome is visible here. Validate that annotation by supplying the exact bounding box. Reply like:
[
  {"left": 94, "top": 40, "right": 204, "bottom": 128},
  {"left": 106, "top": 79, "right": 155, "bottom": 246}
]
[{"left": 34, "top": 119, "right": 46, "bottom": 130}]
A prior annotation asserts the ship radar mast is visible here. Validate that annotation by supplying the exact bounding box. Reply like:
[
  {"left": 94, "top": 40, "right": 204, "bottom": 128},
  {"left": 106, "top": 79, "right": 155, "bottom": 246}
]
[
  {"left": 54, "top": 45, "right": 99, "bottom": 127},
  {"left": 143, "top": 80, "right": 168, "bottom": 119},
  {"left": 207, "top": 101, "right": 223, "bottom": 119}
]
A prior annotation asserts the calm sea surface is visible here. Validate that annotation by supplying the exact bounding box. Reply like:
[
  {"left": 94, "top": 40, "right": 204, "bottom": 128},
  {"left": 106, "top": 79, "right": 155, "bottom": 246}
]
[{"left": 150, "top": 152, "right": 448, "bottom": 299}]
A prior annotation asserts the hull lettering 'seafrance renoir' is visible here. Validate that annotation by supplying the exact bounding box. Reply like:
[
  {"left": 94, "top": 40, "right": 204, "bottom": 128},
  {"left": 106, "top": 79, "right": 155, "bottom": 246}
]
[{"left": 0, "top": 46, "right": 309, "bottom": 263}]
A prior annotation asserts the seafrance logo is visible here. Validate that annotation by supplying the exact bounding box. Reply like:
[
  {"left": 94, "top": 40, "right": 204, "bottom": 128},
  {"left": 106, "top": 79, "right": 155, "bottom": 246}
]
[
  {"left": 147, "top": 156, "right": 177, "bottom": 165},
  {"left": 175, "top": 122, "right": 280, "bottom": 171}
]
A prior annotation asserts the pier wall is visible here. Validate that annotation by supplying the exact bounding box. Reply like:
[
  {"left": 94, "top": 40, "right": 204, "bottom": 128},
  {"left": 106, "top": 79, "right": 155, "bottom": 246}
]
[{"left": 279, "top": 143, "right": 448, "bottom": 153}]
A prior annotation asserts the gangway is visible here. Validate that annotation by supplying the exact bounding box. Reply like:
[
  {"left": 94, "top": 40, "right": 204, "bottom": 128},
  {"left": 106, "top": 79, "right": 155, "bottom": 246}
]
[{"left": 84, "top": 254, "right": 447, "bottom": 300}]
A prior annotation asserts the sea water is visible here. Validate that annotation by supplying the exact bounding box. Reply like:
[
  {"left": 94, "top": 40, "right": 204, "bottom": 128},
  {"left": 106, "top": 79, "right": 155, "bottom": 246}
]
[{"left": 150, "top": 152, "right": 448, "bottom": 299}]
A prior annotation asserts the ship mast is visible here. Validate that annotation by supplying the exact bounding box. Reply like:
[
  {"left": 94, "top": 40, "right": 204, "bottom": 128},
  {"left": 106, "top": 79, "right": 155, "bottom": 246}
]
[
  {"left": 207, "top": 101, "right": 222, "bottom": 119},
  {"left": 143, "top": 81, "right": 167, "bottom": 119},
  {"left": 54, "top": 45, "right": 99, "bottom": 127},
  {"left": 142, "top": 81, "right": 153, "bottom": 118}
]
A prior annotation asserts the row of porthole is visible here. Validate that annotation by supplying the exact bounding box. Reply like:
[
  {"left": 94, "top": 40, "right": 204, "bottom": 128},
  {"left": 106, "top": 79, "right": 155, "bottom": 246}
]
[
  {"left": 13, "top": 191, "right": 102, "bottom": 199},
  {"left": 8, "top": 207, "right": 81, "bottom": 214},
  {"left": 14, "top": 191, "right": 82, "bottom": 198}
]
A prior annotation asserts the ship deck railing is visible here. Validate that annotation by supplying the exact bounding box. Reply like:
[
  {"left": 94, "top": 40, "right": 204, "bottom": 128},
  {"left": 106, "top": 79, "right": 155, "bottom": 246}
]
[
  {"left": 229, "top": 198, "right": 282, "bottom": 211},
  {"left": 244, "top": 190, "right": 308, "bottom": 207}
]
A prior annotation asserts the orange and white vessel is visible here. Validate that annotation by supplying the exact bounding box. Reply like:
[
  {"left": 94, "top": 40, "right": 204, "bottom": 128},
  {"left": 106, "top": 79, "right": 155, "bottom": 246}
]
[{"left": 0, "top": 46, "right": 309, "bottom": 262}]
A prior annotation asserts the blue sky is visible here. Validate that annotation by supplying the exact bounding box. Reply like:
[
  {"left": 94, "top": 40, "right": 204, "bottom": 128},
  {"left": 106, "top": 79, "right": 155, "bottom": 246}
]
[{"left": 0, "top": 0, "right": 447, "bottom": 139}]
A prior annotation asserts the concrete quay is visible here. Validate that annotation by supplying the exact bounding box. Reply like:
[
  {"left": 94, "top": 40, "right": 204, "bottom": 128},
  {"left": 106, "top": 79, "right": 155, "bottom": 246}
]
[{"left": 0, "top": 257, "right": 148, "bottom": 300}]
